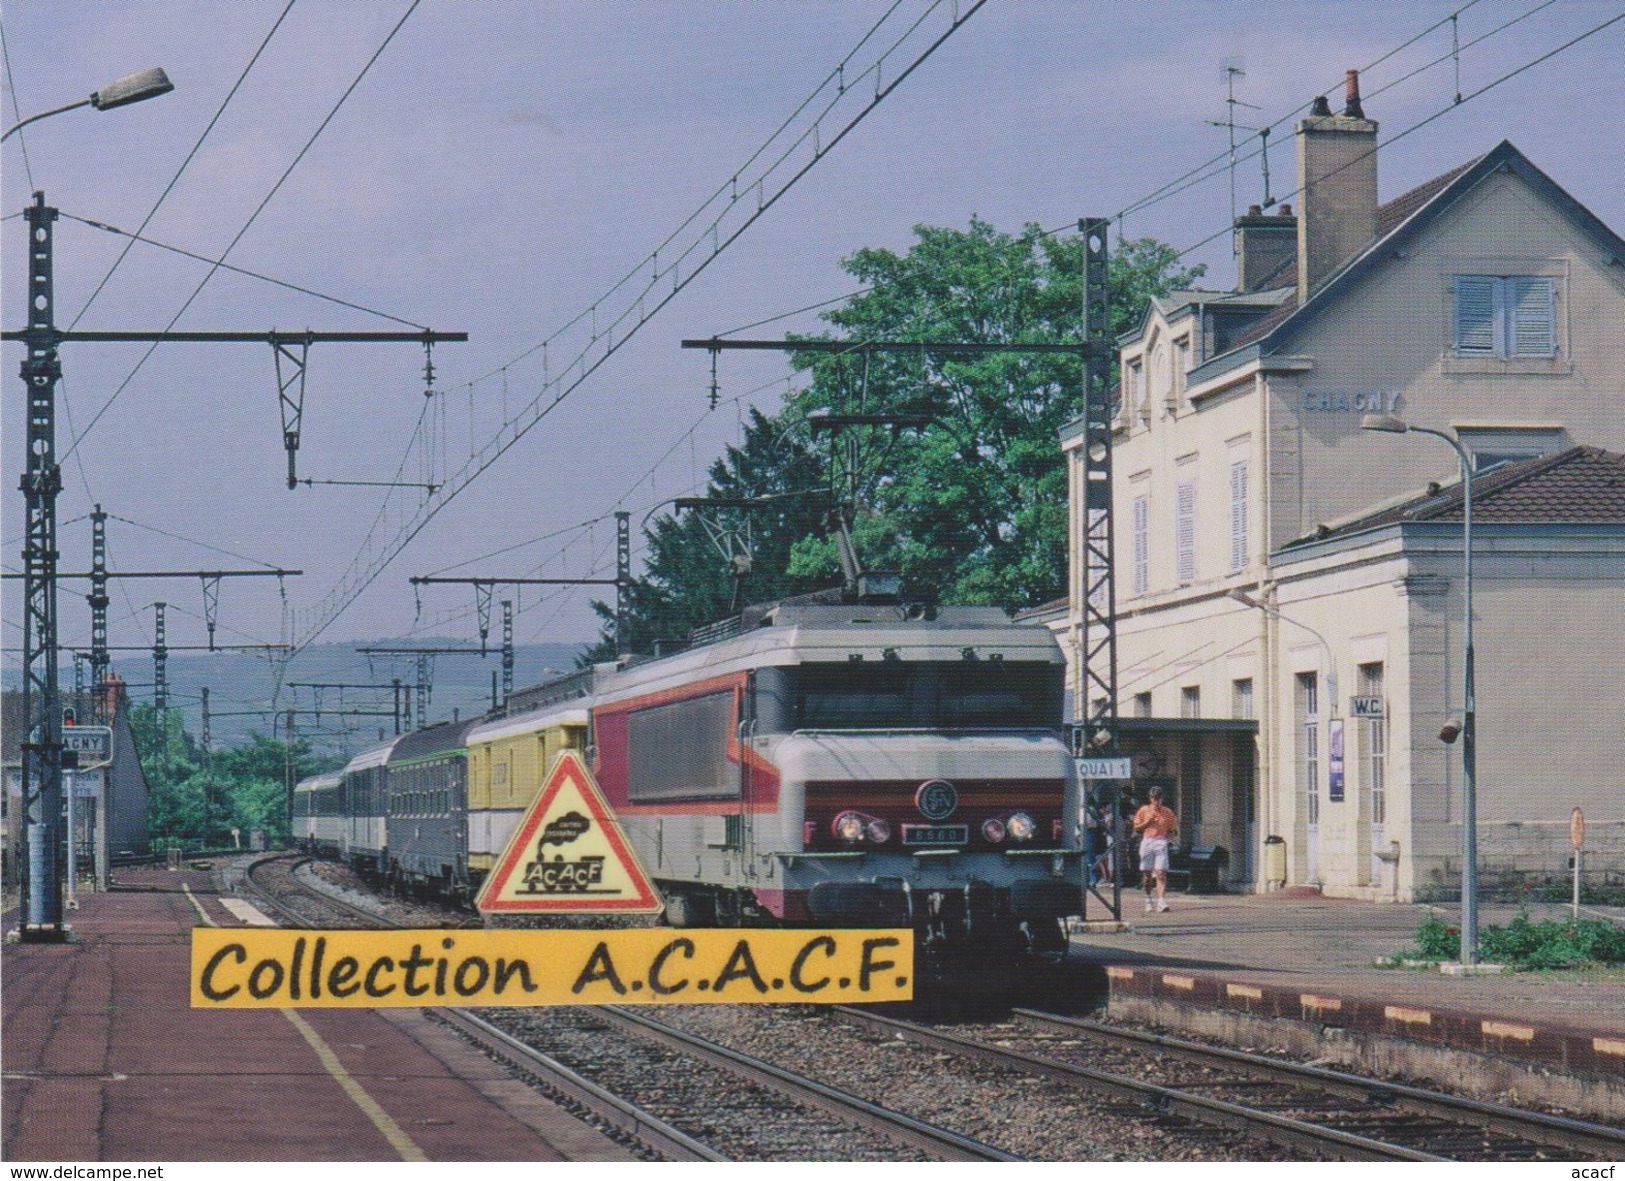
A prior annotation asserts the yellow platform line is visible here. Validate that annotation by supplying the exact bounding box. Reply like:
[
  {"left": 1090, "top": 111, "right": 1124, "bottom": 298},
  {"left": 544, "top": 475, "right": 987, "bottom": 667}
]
[
  {"left": 282, "top": 1009, "right": 428, "bottom": 1162},
  {"left": 187, "top": 881, "right": 426, "bottom": 1160},
  {"left": 181, "top": 883, "right": 214, "bottom": 926}
]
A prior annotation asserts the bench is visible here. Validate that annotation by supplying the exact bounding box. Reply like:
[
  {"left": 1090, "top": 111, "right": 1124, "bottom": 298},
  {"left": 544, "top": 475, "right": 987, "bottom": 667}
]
[{"left": 1165, "top": 844, "right": 1229, "bottom": 893}]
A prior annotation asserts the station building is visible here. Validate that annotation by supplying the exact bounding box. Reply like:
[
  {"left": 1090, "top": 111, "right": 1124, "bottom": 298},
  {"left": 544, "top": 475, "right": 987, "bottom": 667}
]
[
  {"left": 1054, "top": 77, "right": 1625, "bottom": 900},
  {"left": 3, "top": 675, "right": 150, "bottom": 892}
]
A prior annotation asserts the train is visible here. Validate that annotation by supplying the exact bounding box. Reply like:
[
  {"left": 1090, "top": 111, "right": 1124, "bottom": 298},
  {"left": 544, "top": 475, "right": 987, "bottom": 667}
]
[{"left": 295, "top": 588, "right": 1084, "bottom": 955}]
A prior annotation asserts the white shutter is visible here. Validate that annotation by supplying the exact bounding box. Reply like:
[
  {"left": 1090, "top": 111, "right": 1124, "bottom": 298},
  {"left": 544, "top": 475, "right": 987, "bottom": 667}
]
[
  {"left": 1176, "top": 481, "right": 1196, "bottom": 586},
  {"left": 1510, "top": 276, "right": 1555, "bottom": 357},
  {"left": 1133, "top": 494, "right": 1149, "bottom": 595},
  {"left": 1453, "top": 275, "right": 1496, "bottom": 354},
  {"left": 1229, "top": 460, "right": 1249, "bottom": 572}
]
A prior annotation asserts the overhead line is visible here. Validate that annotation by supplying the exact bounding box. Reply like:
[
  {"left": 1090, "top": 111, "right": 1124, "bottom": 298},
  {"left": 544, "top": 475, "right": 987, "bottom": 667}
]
[
  {"left": 61, "top": 213, "right": 427, "bottom": 327},
  {"left": 61, "top": 0, "right": 422, "bottom": 464},
  {"left": 1167, "top": 8, "right": 1625, "bottom": 268},
  {"left": 0, "top": 20, "right": 35, "bottom": 189},
  {"left": 64, "top": 1, "right": 298, "bottom": 333},
  {"left": 1113, "top": 0, "right": 1563, "bottom": 230},
  {"left": 290, "top": 0, "right": 986, "bottom": 654}
]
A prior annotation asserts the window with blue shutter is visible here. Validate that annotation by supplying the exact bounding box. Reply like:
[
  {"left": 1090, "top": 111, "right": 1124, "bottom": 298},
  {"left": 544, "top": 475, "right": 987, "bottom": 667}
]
[
  {"left": 1510, "top": 277, "right": 1555, "bottom": 356},
  {"left": 1453, "top": 274, "right": 1556, "bottom": 358},
  {"left": 1453, "top": 276, "right": 1496, "bottom": 354}
]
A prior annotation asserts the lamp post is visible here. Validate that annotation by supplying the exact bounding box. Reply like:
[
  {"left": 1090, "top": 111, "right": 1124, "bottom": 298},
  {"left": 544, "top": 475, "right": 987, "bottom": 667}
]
[
  {"left": 6, "top": 67, "right": 174, "bottom": 942},
  {"left": 1227, "top": 589, "right": 1339, "bottom": 712},
  {"left": 1228, "top": 588, "right": 1339, "bottom": 886},
  {"left": 1362, "top": 412, "right": 1478, "bottom": 967},
  {"left": 2, "top": 68, "right": 173, "bottom": 142}
]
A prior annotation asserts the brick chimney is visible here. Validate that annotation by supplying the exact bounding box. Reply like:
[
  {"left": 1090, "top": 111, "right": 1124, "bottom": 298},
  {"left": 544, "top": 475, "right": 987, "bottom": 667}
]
[
  {"left": 1296, "top": 69, "right": 1377, "bottom": 302},
  {"left": 1235, "top": 202, "right": 1296, "bottom": 292},
  {"left": 97, "top": 672, "right": 128, "bottom": 723}
]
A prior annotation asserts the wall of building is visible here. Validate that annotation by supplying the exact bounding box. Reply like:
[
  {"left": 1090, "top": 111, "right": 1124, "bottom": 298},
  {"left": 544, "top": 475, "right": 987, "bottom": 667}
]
[
  {"left": 1396, "top": 532, "right": 1625, "bottom": 897},
  {"left": 1266, "top": 168, "right": 1625, "bottom": 546},
  {"left": 1060, "top": 148, "right": 1624, "bottom": 902}
]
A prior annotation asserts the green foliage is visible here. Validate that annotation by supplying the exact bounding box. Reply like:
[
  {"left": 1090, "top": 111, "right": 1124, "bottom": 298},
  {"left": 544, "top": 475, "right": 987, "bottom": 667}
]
[
  {"left": 1398, "top": 907, "right": 1625, "bottom": 969},
  {"left": 584, "top": 407, "right": 833, "bottom": 661},
  {"left": 591, "top": 219, "right": 1203, "bottom": 651},
  {"left": 128, "top": 705, "right": 320, "bottom": 848},
  {"left": 1407, "top": 911, "right": 1460, "bottom": 960},
  {"left": 1479, "top": 909, "right": 1625, "bottom": 970}
]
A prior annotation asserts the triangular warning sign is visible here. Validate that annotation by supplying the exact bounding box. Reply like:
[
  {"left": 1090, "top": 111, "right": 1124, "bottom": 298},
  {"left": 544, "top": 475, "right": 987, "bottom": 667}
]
[{"left": 476, "top": 750, "right": 662, "bottom": 914}]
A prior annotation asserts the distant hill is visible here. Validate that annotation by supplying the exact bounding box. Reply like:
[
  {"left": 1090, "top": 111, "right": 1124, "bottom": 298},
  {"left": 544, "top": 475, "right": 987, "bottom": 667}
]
[{"left": 5, "top": 638, "right": 591, "bottom": 757}]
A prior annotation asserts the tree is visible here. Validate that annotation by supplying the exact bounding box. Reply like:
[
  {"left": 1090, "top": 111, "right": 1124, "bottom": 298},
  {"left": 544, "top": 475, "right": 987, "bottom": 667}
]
[
  {"left": 590, "top": 219, "right": 1203, "bottom": 652},
  {"left": 782, "top": 220, "right": 1203, "bottom": 609},
  {"left": 583, "top": 408, "right": 829, "bottom": 661},
  {"left": 128, "top": 705, "right": 323, "bottom": 847}
]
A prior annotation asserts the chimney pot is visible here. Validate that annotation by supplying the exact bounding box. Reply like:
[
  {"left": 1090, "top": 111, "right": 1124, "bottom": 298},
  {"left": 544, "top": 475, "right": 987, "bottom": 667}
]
[
  {"left": 1344, "top": 69, "right": 1365, "bottom": 118},
  {"left": 1297, "top": 71, "right": 1377, "bottom": 301},
  {"left": 1310, "top": 95, "right": 1332, "bottom": 117},
  {"left": 1278, "top": 203, "right": 1292, "bottom": 216},
  {"left": 1247, "top": 204, "right": 1262, "bottom": 216}
]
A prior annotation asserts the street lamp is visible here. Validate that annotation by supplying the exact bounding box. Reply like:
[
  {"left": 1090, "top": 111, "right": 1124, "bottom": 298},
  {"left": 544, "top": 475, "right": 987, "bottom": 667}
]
[
  {"left": 2, "top": 67, "right": 174, "bottom": 142},
  {"left": 1228, "top": 588, "right": 1340, "bottom": 887},
  {"left": 1227, "top": 589, "right": 1339, "bottom": 711},
  {"left": 1362, "top": 412, "right": 1479, "bottom": 968},
  {"left": 7, "top": 66, "right": 174, "bottom": 942}
]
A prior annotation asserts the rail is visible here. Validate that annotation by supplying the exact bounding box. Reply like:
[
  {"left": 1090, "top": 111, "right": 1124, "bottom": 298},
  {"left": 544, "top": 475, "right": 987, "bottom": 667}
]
[
  {"left": 596, "top": 1006, "right": 1017, "bottom": 1161},
  {"left": 833, "top": 1006, "right": 1444, "bottom": 1161},
  {"left": 1014, "top": 1009, "right": 1625, "bottom": 1160}
]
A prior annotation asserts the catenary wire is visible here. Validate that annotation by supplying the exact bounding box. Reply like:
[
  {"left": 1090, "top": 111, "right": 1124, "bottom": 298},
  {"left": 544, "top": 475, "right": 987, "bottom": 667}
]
[
  {"left": 60, "top": 0, "right": 421, "bottom": 465},
  {"left": 59, "top": 212, "right": 427, "bottom": 329},
  {"left": 288, "top": 1, "right": 985, "bottom": 655},
  {"left": 1165, "top": 9, "right": 1625, "bottom": 268},
  {"left": 63, "top": 1, "right": 297, "bottom": 333},
  {"left": 0, "top": 20, "right": 36, "bottom": 191}
]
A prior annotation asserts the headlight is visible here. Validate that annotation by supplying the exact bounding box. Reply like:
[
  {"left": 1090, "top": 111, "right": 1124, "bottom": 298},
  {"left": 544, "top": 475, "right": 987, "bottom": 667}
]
[
  {"left": 832, "top": 811, "right": 865, "bottom": 843},
  {"left": 981, "top": 817, "right": 1006, "bottom": 843},
  {"left": 865, "top": 817, "right": 892, "bottom": 844},
  {"left": 1007, "top": 812, "right": 1037, "bottom": 842}
]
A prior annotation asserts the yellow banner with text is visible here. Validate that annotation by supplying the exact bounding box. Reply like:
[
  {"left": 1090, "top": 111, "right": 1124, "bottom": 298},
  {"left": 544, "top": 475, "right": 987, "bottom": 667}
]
[{"left": 191, "top": 927, "right": 914, "bottom": 1008}]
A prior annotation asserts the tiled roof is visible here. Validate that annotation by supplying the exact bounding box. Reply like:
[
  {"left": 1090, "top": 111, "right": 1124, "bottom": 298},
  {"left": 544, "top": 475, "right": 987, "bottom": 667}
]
[
  {"left": 1220, "top": 155, "right": 1484, "bottom": 357},
  {"left": 1224, "top": 292, "right": 1298, "bottom": 352},
  {"left": 1375, "top": 157, "right": 1482, "bottom": 237},
  {"left": 1289, "top": 447, "right": 1625, "bottom": 547}
]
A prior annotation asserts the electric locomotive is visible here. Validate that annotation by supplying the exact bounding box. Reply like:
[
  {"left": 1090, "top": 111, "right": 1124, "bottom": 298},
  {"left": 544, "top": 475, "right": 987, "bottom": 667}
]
[{"left": 586, "top": 590, "right": 1082, "bottom": 954}]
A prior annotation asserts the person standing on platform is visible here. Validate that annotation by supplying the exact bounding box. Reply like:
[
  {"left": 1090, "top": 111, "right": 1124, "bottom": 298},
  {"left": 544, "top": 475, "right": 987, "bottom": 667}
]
[
  {"left": 1082, "top": 793, "right": 1107, "bottom": 885},
  {"left": 1133, "top": 785, "right": 1179, "bottom": 913}
]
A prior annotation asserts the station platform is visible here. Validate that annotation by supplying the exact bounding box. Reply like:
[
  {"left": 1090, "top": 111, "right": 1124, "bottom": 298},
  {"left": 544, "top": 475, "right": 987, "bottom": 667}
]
[
  {"left": 1067, "top": 888, "right": 1624, "bottom": 1116},
  {"left": 2, "top": 867, "right": 636, "bottom": 1163}
]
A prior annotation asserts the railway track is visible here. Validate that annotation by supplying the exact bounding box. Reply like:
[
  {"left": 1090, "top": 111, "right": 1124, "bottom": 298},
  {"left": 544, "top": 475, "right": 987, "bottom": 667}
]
[
  {"left": 236, "top": 853, "right": 1009, "bottom": 1160},
  {"left": 1011, "top": 1009, "right": 1625, "bottom": 1160},
  {"left": 833, "top": 1005, "right": 1625, "bottom": 1162},
  {"left": 593, "top": 1005, "right": 1014, "bottom": 1160},
  {"left": 238, "top": 854, "right": 1620, "bottom": 1162}
]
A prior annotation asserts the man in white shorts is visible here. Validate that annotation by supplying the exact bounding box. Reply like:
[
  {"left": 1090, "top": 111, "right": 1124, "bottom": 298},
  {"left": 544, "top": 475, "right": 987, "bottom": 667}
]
[{"left": 1132, "top": 785, "right": 1179, "bottom": 913}]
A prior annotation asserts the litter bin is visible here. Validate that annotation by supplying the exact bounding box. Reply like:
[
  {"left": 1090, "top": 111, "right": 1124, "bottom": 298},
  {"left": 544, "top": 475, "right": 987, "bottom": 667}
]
[{"left": 1263, "top": 834, "right": 1287, "bottom": 890}]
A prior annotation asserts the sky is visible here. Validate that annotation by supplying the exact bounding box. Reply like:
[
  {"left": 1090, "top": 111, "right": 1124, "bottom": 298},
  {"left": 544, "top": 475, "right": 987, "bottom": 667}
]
[{"left": 4, "top": 0, "right": 1623, "bottom": 726}]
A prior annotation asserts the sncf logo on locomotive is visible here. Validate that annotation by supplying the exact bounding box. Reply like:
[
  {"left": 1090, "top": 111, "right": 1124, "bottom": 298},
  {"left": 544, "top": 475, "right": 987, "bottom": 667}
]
[{"left": 914, "top": 778, "right": 958, "bottom": 821}]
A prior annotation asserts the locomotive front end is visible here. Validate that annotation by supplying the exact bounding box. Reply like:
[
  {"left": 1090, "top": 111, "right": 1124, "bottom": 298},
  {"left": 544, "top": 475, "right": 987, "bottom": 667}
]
[{"left": 775, "top": 727, "right": 1079, "bottom": 954}]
